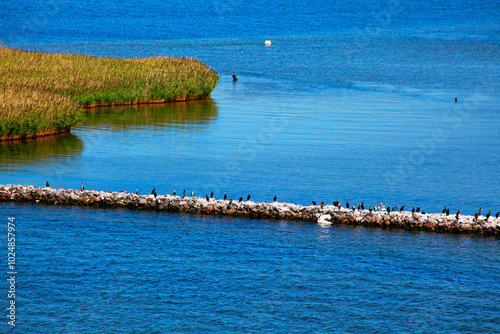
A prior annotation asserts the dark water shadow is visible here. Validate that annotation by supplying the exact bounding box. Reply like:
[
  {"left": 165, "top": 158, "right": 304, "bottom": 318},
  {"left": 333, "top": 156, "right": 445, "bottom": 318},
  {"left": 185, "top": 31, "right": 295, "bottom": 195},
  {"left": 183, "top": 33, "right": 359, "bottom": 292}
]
[
  {"left": 79, "top": 98, "right": 218, "bottom": 132},
  {"left": 0, "top": 133, "right": 84, "bottom": 165}
]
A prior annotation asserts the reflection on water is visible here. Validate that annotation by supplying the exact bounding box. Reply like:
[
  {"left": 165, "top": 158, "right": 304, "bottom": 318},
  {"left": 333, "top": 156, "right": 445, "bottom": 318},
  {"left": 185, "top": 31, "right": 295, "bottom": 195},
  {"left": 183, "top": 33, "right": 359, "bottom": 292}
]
[
  {"left": 0, "top": 133, "right": 83, "bottom": 166},
  {"left": 79, "top": 98, "right": 218, "bottom": 132}
]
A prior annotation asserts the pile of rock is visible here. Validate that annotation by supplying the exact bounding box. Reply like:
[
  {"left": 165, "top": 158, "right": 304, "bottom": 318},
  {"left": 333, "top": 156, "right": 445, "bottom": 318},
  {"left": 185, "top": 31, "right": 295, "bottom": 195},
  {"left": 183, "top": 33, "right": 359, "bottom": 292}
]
[{"left": 1, "top": 184, "right": 498, "bottom": 236}]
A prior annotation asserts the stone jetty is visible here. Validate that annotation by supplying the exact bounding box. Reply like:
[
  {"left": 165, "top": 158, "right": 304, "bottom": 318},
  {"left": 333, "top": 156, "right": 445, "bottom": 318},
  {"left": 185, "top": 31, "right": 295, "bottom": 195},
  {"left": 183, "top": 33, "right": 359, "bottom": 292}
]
[{"left": 1, "top": 184, "right": 499, "bottom": 236}]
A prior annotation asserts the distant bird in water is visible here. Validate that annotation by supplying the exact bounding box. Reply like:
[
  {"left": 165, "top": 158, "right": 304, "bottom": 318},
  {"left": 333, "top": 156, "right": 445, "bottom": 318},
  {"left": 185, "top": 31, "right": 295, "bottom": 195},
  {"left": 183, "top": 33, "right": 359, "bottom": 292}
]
[
  {"left": 239, "top": 197, "right": 243, "bottom": 202},
  {"left": 346, "top": 201, "right": 350, "bottom": 209},
  {"left": 211, "top": 191, "right": 214, "bottom": 199},
  {"left": 81, "top": 183, "right": 85, "bottom": 191},
  {"left": 446, "top": 208, "right": 450, "bottom": 215},
  {"left": 151, "top": 187, "right": 157, "bottom": 198},
  {"left": 46, "top": 181, "right": 50, "bottom": 187},
  {"left": 173, "top": 190, "right": 176, "bottom": 196},
  {"left": 183, "top": 190, "right": 186, "bottom": 198},
  {"left": 206, "top": 195, "right": 209, "bottom": 201},
  {"left": 442, "top": 205, "right": 447, "bottom": 214},
  {"left": 224, "top": 192, "right": 227, "bottom": 200},
  {"left": 456, "top": 210, "right": 461, "bottom": 221},
  {"left": 312, "top": 201, "right": 316, "bottom": 206},
  {"left": 455, "top": 97, "right": 458, "bottom": 103},
  {"left": 247, "top": 195, "right": 251, "bottom": 201},
  {"left": 136, "top": 189, "right": 139, "bottom": 195},
  {"left": 485, "top": 210, "right": 491, "bottom": 221},
  {"left": 232, "top": 74, "right": 238, "bottom": 82},
  {"left": 273, "top": 195, "right": 277, "bottom": 202},
  {"left": 400, "top": 205, "right": 405, "bottom": 212},
  {"left": 191, "top": 191, "right": 194, "bottom": 197},
  {"left": 265, "top": 40, "right": 272, "bottom": 46}
]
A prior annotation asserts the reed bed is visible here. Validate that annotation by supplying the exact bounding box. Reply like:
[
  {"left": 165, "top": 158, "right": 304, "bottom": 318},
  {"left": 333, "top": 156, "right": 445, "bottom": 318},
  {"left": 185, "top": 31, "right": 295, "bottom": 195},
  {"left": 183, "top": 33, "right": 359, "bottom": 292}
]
[{"left": 0, "top": 47, "right": 219, "bottom": 139}]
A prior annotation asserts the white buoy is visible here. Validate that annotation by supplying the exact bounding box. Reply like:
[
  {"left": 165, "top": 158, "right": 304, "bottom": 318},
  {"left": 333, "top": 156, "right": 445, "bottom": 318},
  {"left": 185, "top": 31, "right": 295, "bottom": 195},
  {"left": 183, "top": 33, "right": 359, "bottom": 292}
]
[{"left": 264, "top": 40, "right": 272, "bottom": 46}]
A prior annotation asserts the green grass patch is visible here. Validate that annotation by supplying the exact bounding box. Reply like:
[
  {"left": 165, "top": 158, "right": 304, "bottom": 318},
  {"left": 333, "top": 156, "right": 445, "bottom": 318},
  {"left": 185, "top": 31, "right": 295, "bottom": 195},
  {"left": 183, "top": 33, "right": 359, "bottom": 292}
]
[{"left": 0, "top": 47, "right": 219, "bottom": 139}]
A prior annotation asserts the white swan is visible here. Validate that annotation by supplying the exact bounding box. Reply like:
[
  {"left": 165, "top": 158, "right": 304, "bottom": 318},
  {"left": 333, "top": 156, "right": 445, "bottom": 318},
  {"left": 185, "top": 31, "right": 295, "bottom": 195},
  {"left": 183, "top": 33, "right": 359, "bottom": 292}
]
[
  {"left": 317, "top": 214, "right": 332, "bottom": 226},
  {"left": 264, "top": 40, "right": 272, "bottom": 46}
]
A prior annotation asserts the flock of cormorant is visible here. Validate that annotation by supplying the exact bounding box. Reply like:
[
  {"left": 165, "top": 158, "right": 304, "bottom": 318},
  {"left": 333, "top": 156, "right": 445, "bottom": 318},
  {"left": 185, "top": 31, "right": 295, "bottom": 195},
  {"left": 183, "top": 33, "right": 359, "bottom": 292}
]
[{"left": 45, "top": 182, "right": 500, "bottom": 221}]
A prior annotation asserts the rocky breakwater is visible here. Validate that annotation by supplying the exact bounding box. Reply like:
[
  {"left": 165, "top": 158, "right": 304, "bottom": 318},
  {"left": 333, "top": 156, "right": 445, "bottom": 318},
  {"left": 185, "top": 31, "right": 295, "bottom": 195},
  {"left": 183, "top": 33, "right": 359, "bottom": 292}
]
[{"left": 1, "top": 184, "right": 499, "bottom": 236}]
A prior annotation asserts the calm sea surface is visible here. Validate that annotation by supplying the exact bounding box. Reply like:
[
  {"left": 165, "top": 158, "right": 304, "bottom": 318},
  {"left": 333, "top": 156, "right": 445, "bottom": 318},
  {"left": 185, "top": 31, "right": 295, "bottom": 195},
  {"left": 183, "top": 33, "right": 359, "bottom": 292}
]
[{"left": 1, "top": 0, "right": 499, "bottom": 332}]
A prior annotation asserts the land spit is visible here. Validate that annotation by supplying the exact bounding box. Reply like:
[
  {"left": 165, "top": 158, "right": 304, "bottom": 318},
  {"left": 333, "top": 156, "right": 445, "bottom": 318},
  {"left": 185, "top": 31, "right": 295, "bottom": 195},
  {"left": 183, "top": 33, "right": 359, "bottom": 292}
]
[{"left": 1, "top": 184, "right": 498, "bottom": 236}]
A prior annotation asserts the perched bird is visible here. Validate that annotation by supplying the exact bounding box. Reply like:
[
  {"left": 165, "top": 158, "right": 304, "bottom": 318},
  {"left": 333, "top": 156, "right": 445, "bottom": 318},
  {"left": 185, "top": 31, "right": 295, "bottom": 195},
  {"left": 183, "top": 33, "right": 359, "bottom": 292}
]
[
  {"left": 474, "top": 213, "right": 478, "bottom": 222},
  {"left": 224, "top": 192, "right": 227, "bottom": 200},
  {"left": 412, "top": 206, "right": 415, "bottom": 213},
  {"left": 312, "top": 201, "right": 316, "bottom": 206},
  {"left": 400, "top": 205, "right": 405, "bottom": 212},
  {"left": 446, "top": 208, "right": 450, "bottom": 215},
  {"left": 191, "top": 191, "right": 194, "bottom": 197},
  {"left": 136, "top": 189, "right": 139, "bottom": 195},
  {"left": 456, "top": 210, "right": 461, "bottom": 220},
  {"left": 232, "top": 74, "right": 238, "bottom": 82},
  {"left": 151, "top": 187, "right": 157, "bottom": 198},
  {"left": 81, "top": 183, "right": 85, "bottom": 191},
  {"left": 346, "top": 201, "right": 350, "bottom": 209},
  {"left": 352, "top": 205, "right": 356, "bottom": 211},
  {"left": 273, "top": 195, "right": 277, "bottom": 202},
  {"left": 320, "top": 201, "right": 324, "bottom": 208},
  {"left": 206, "top": 195, "right": 209, "bottom": 201},
  {"left": 360, "top": 202, "right": 365, "bottom": 210},
  {"left": 485, "top": 210, "right": 491, "bottom": 221},
  {"left": 392, "top": 206, "right": 397, "bottom": 212},
  {"left": 387, "top": 207, "right": 391, "bottom": 213},
  {"left": 247, "top": 195, "right": 251, "bottom": 201},
  {"left": 369, "top": 206, "right": 373, "bottom": 213},
  {"left": 46, "top": 181, "right": 50, "bottom": 187},
  {"left": 210, "top": 191, "right": 214, "bottom": 199},
  {"left": 183, "top": 190, "right": 186, "bottom": 198},
  {"left": 239, "top": 197, "right": 243, "bottom": 202},
  {"left": 173, "top": 190, "right": 176, "bottom": 196},
  {"left": 374, "top": 206, "right": 378, "bottom": 212},
  {"left": 379, "top": 203, "right": 386, "bottom": 210},
  {"left": 416, "top": 207, "right": 421, "bottom": 213},
  {"left": 496, "top": 212, "right": 499, "bottom": 219},
  {"left": 477, "top": 207, "right": 483, "bottom": 216},
  {"left": 229, "top": 199, "right": 233, "bottom": 205},
  {"left": 442, "top": 205, "right": 447, "bottom": 214}
]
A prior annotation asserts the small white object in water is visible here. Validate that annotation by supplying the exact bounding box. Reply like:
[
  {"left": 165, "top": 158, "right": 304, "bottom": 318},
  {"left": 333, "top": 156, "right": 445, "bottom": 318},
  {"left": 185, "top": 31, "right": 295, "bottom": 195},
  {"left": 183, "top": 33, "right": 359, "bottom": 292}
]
[
  {"left": 317, "top": 214, "right": 332, "bottom": 226},
  {"left": 265, "top": 40, "right": 272, "bottom": 46}
]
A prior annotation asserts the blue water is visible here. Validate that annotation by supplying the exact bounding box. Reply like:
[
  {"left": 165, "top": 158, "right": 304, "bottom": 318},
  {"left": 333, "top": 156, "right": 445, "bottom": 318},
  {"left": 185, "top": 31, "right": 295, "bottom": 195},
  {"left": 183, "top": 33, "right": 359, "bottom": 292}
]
[{"left": 1, "top": 0, "right": 500, "bottom": 332}]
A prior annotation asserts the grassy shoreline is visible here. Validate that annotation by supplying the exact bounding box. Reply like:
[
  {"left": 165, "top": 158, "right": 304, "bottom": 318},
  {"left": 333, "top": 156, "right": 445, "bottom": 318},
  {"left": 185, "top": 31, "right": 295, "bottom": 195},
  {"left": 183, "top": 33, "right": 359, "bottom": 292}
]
[{"left": 0, "top": 47, "right": 219, "bottom": 140}]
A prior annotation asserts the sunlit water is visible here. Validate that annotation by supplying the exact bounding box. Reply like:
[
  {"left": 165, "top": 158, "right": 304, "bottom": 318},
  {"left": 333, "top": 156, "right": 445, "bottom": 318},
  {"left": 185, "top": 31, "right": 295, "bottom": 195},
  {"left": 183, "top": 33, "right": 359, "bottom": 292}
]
[{"left": 0, "top": 0, "right": 499, "bottom": 332}]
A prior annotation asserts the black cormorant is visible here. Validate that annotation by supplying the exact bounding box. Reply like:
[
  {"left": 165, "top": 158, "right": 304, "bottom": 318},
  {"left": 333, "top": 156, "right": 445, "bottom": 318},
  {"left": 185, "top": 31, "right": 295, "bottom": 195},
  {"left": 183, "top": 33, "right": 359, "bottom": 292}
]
[
  {"left": 320, "top": 202, "right": 324, "bottom": 208},
  {"left": 46, "top": 181, "right": 50, "bottom": 187},
  {"left": 416, "top": 207, "right": 420, "bottom": 213},
  {"left": 247, "top": 195, "right": 251, "bottom": 201},
  {"left": 274, "top": 195, "right": 277, "bottom": 202},
  {"left": 312, "top": 201, "right": 316, "bottom": 206},
  {"left": 456, "top": 210, "right": 460, "bottom": 220},
  {"left": 81, "top": 183, "right": 85, "bottom": 191},
  {"left": 224, "top": 192, "right": 227, "bottom": 200},
  {"left": 136, "top": 189, "right": 139, "bottom": 195},
  {"left": 152, "top": 187, "right": 157, "bottom": 197},
  {"left": 446, "top": 208, "right": 450, "bottom": 215},
  {"left": 211, "top": 191, "right": 214, "bottom": 199},
  {"left": 191, "top": 191, "right": 194, "bottom": 197},
  {"left": 183, "top": 190, "right": 186, "bottom": 198},
  {"left": 239, "top": 197, "right": 243, "bottom": 202},
  {"left": 206, "top": 195, "right": 209, "bottom": 201},
  {"left": 442, "top": 205, "right": 447, "bottom": 214},
  {"left": 173, "top": 190, "right": 176, "bottom": 196},
  {"left": 400, "top": 205, "right": 405, "bottom": 212},
  {"left": 485, "top": 210, "right": 491, "bottom": 221},
  {"left": 232, "top": 74, "right": 238, "bottom": 82},
  {"left": 477, "top": 207, "right": 482, "bottom": 216},
  {"left": 346, "top": 201, "right": 350, "bottom": 209}
]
